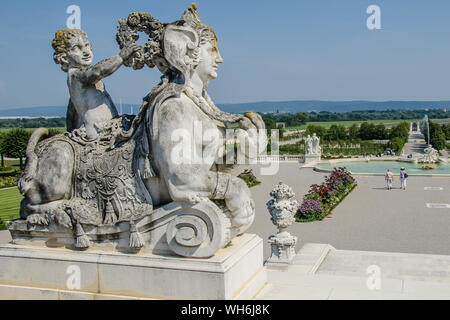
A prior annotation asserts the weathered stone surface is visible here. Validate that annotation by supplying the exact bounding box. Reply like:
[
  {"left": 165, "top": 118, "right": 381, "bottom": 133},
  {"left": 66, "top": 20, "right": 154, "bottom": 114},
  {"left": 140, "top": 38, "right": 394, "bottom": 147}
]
[
  {"left": 418, "top": 145, "right": 440, "bottom": 163},
  {"left": 0, "top": 234, "right": 266, "bottom": 300},
  {"left": 10, "top": 4, "right": 267, "bottom": 259},
  {"left": 305, "top": 133, "right": 322, "bottom": 157},
  {"left": 266, "top": 183, "right": 299, "bottom": 268}
]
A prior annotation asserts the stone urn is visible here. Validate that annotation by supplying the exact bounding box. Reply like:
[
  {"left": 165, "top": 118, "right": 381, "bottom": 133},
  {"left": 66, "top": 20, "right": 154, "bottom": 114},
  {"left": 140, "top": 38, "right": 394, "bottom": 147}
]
[{"left": 266, "top": 182, "right": 299, "bottom": 266}]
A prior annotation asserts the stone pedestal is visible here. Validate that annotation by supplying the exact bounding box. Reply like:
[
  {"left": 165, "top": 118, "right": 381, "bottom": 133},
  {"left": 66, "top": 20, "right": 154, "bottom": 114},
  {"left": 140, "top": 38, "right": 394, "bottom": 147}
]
[
  {"left": 266, "top": 231, "right": 297, "bottom": 269},
  {"left": 266, "top": 183, "right": 299, "bottom": 270},
  {"left": 0, "top": 233, "right": 266, "bottom": 300},
  {"left": 304, "top": 154, "right": 321, "bottom": 164}
]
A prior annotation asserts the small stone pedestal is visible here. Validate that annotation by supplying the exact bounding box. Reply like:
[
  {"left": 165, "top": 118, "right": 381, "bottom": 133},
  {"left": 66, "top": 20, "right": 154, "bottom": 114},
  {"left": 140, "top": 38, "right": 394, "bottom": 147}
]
[
  {"left": 267, "top": 230, "right": 297, "bottom": 268},
  {"left": 0, "top": 233, "right": 266, "bottom": 300}
]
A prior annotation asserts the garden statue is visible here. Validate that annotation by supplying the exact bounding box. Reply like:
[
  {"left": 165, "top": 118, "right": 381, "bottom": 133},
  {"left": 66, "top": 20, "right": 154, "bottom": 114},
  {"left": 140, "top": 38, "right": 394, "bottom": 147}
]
[
  {"left": 52, "top": 29, "right": 140, "bottom": 139},
  {"left": 311, "top": 133, "right": 322, "bottom": 156},
  {"left": 418, "top": 145, "right": 439, "bottom": 164},
  {"left": 304, "top": 133, "right": 321, "bottom": 157},
  {"left": 266, "top": 182, "right": 299, "bottom": 266},
  {"left": 8, "top": 4, "right": 267, "bottom": 258},
  {"left": 304, "top": 133, "right": 321, "bottom": 164},
  {"left": 305, "top": 134, "right": 313, "bottom": 155}
]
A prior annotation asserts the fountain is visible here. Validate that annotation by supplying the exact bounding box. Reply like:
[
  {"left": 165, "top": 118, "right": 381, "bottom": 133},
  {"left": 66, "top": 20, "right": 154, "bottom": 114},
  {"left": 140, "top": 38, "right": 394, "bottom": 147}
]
[{"left": 418, "top": 115, "right": 440, "bottom": 164}]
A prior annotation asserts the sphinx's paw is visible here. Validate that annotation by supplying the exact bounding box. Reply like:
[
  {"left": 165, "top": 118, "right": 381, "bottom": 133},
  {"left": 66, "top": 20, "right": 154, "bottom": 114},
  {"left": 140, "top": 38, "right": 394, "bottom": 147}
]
[
  {"left": 26, "top": 214, "right": 49, "bottom": 226},
  {"left": 55, "top": 212, "right": 73, "bottom": 229}
]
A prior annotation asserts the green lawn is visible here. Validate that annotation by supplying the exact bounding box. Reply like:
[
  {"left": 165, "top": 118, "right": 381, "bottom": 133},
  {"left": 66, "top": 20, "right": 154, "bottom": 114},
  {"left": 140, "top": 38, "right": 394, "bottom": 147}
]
[
  {"left": 1, "top": 159, "right": 20, "bottom": 169},
  {"left": 0, "top": 127, "right": 66, "bottom": 133},
  {"left": 0, "top": 187, "right": 23, "bottom": 229},
  {"left": 284, "top": 118, "right": 450, "bottom": 130},
  {"left": 432, "top": 118, "right": 450, "bottom": 125}
]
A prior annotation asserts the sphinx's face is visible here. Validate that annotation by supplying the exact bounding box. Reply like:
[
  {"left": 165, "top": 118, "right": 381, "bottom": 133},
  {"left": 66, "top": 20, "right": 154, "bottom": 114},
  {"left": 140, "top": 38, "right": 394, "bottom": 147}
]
[
  {"left": 66, "top": 35, "right": 93, "bottom": 68},
  {"left": 195, "top": 40, "right": 223, "bottom": 84}
]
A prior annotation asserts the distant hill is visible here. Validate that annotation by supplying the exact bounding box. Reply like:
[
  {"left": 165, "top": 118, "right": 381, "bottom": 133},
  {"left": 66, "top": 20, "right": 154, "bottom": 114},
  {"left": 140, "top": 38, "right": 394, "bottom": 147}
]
[
  {"left": 0, "top": 101, "right": 449, "bottom": 117},
  {"left": 218, "top": 100, "right": 450, "bottom": 114}
]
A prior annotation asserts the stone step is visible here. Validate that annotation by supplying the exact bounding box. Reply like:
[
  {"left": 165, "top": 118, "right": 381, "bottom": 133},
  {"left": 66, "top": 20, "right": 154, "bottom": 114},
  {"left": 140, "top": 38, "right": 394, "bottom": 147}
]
[
  {"left": 316, "top": 248, "right": 450, "bottom": 283},
  {"left": 256, "top": 243, "right": 450, "bottom": 300}
]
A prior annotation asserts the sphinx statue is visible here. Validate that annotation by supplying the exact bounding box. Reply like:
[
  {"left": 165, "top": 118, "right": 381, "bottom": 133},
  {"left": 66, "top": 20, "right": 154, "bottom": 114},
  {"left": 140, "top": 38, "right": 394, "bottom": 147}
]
[{"left": 7, "top": 4, "right": 267, "bottom": 258}]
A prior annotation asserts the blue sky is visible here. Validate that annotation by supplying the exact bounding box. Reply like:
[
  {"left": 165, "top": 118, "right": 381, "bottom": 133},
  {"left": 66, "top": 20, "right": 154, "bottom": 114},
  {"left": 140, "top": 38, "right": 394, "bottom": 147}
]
[{"left": 1, "top": 0, "right": 450, "bottom": 109}]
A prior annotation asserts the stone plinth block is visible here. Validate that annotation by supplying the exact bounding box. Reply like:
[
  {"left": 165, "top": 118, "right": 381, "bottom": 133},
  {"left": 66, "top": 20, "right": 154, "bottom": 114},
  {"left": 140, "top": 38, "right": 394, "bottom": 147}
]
[
  {"left": 0, "top": 234, "right": 266, "bottom": 300},
  {"left": 304, "top": 154, "right": 321, "bottom": 164},
  {"left": 266, "top": 232, "right": 298, "bottom": 268}
]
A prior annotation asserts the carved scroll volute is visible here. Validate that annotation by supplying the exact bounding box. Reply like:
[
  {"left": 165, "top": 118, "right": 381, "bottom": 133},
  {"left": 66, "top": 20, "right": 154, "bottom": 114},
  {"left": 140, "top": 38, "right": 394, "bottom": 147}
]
[{"left": 165, "top": 200, "right": 231, "bottom": 258}]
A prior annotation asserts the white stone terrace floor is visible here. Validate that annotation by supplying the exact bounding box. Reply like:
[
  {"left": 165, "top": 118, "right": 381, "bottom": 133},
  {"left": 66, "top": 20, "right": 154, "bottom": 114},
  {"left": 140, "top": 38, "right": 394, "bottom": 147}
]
[
  {"left": 231, "top": 164, "right": 450, "bottom": 258},
  {"left": 243, "top": 163, "right": 450, "bottom": 299},
  {"left": 256, "top": 243, "right": 450, "bottom": 300}
]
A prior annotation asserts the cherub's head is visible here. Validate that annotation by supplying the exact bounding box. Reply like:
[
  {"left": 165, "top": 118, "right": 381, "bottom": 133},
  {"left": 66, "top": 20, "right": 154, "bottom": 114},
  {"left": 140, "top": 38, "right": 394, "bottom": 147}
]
[{"left": 52, "top": 29, "right": 93, "bottom": 72}]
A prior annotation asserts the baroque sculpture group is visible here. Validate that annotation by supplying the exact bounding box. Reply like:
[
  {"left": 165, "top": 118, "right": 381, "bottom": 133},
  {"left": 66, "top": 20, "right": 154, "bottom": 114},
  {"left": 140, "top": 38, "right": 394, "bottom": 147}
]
[{"left": 8, "top": 4, "right": 267, "bottom": 258}]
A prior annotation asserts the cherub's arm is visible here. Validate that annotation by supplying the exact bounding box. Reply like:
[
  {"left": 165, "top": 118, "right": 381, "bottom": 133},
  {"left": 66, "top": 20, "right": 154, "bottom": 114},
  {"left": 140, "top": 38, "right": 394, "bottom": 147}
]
[{"left": 74, "top": 44, "right": 140, "bottom": 86}]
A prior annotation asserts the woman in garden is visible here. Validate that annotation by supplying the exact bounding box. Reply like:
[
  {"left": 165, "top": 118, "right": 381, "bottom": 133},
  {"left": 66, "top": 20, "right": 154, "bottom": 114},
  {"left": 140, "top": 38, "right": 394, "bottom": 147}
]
[
  {"left": 385, "top": 169, "right": 394, "bottom": 190},
  {"left": 400, "top": 167, "right": 408, "bottom": 190}
]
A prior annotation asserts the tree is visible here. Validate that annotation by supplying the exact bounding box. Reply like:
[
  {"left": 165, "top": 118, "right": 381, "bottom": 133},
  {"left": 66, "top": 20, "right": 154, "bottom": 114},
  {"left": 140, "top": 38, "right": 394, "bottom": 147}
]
[
  {"left": 263, "top": 118, "right": 276, "bottom": 134},
  {"left": 294, "top": 112, "right": 308, "bottom": 125},
  {"left": 374, "top": 124, "right": 387, "bottom": 140},
  {"left": 441, "top": 124, "right": 450, "bottom": 140},
  {"left": 390, "top": 137, "right": 405, "bottom": 154},
  {"left": 348, "top": 124, "right": 359, "bottom": 140},
  {"left": 0, "top": 131, "right": 5, "bottom": 167},
  {"left": 2, "top": 129, "right": 31, "bottom": 169},
  {"left": 389, "top": 122, "right": 409, "bottom": 142},
  {"left": 359, "top": 122, "right": 376, "bottom": 140},
  {"left": 429, "top": 122, "right": 446, "bottom": 151},
  {"left": 326, "top": 125, "right": 347, "bottom": 141},
  {"left": 305, "top": 124, "right": 327, "bottom": 139}
]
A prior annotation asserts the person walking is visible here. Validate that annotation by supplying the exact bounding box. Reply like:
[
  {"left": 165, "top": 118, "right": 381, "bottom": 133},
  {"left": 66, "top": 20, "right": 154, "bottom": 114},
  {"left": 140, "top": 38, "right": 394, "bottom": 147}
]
[
  {"left": 400, "top": 167, "right": 408, "bottom": 190},
  {"left": 385, "top": 169, "right": 394, "bottom": 190}
]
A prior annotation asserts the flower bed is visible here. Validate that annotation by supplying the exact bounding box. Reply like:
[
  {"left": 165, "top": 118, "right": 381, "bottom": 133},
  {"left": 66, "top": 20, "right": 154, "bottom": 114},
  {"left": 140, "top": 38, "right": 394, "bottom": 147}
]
[
  {"left": 237, "top": 169, "right": 261, "bottom": 188},
  {"left": 0, "top": 176, "right": 18, "bottom": 189},
  {"left": 296, "top": 167, "right": 356, "bottom": 222}
]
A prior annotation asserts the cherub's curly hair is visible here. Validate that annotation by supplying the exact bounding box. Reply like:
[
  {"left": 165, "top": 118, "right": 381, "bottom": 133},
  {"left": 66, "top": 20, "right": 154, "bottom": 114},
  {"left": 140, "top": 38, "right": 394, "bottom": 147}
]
[{"left": 52, "top": 29, "right": 88, "bottom": 72}]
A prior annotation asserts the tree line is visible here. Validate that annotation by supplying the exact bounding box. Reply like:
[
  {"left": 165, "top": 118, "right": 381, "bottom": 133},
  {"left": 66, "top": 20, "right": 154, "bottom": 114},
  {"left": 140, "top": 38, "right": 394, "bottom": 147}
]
[
  {"left": 422, "top": 122, "right": 450, "bottom": 151},
  {"left": 0, "top": 117, "right": 66, "bottom": 129},
  {"left": 303, "top": 122, "right": 410, "bottom": 154},
  {"left": 263, "top": 109, "right": 449, "bottom": 128},
  {"left": 304, "top": 122, "right": 409, "bottom": 141}
]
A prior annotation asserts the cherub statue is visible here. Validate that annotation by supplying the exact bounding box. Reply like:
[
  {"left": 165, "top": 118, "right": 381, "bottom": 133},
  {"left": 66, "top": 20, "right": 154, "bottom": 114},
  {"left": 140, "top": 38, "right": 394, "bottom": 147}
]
[{"left": 52, "top": 29, "right": 140, "bottom": 139}]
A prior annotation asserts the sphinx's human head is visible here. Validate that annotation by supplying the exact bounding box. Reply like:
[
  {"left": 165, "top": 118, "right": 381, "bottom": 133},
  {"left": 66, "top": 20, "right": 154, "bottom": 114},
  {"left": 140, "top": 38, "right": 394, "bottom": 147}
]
[
  {"left": 52, "top": 29, "right": 93, "bottom": 72},
  {"left": 161, "top": 4, "right": 223, "bottom": 87},
  {"left": 194, "top": 29, "right": 223, "bottom": 83}
]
